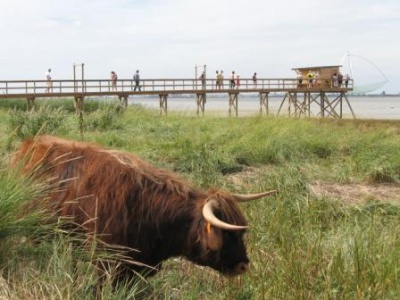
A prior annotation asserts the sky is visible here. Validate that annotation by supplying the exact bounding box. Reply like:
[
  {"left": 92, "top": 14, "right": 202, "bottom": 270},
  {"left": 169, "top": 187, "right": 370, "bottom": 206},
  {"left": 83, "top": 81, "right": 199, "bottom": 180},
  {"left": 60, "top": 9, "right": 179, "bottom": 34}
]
[{"left": 0, "top": 0, "right": 399, "bottom": 94}]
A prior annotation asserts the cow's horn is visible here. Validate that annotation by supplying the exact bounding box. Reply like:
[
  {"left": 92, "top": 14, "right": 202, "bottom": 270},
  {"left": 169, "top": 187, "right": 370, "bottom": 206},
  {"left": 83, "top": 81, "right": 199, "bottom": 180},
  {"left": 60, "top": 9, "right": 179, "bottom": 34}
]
[
  {"left": 202, "top": 199, "right": 248, "bottom": 231},
  {"left": 232, "top": 190, "right": 278, "bottom": 202}
]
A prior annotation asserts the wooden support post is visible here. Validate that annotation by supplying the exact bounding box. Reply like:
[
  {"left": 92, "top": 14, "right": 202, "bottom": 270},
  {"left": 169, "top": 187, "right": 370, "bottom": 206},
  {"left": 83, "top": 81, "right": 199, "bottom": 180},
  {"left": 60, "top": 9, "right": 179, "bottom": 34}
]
[
  {"left": 74, "top": 96, "right": 84, "bottom": 115},
  {"left": 228, "top": 92, "right": 239, "bottom": 117},
  {"left": 343, "top": 92, "right": 356, "bottom": 118},
  {"left": 288, "top": 93, "right": 293, "bottom": 116},
  {"left": 291, "top": 92, "right": 309, "bottom": 118},
  {"left": 259, "top": 92, "right": 269, "bottom": 115},
  {"left": 314, "top": 92, "right": 355, "bottom": 119},
  {"left": 159, "top": 93, "right": 168, "bottom": 115},
  {"left": 196, "top": 93, "right": 206, "bottom": 116},
  {"left": 279, "top": 91, "right": 353, "bottom": 119},
  {"left": 288, "top": 92, "right": 300, "bottom": 117},
  {"left": 118, "top": 95, "right": 128, "bottom": 108},
  {"left": 26, "top": 97, "right": 35, "bottom": 111},
  {"left": 277, "top": 93, "right": 289, "bottom": 116},
  {"left": 278, "top": 92, "right": 312, "bottom": 118},
  {"left": 319, "top": 93, "right": 341, "bottom": 118},
  {"left": 320, "top": 93, "right": 325, "bottom": 118},
  {"left": 306, "top": 92, "right": 310, "bottom": 118},
  {"left": 309, "top": 93, "right": 319, "bottom": 117}
]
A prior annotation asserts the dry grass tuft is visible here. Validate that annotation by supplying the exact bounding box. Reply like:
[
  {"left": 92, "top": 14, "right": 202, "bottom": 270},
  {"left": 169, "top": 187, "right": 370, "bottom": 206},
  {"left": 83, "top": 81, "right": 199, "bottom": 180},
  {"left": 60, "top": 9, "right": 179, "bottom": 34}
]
[{"left": 309, "top": 181, "right": 400, "bottom": 205}]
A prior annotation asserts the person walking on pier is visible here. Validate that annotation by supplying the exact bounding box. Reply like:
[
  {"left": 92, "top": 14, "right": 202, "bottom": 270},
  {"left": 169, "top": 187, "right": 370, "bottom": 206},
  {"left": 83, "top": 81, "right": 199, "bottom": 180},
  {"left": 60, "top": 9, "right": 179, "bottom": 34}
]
[
  {"left": 133, "top": 70, "right": 141, "bottom": 91},
  {"left": 111, "top": 71, "right": 118, "bottom": 91},
  {"left": 252, "top": 72, "right": 257, "bottom": 88},
  {"left": 45, "top": 68, "right": 52, "bottom": 93},
  {"left": 219, "top": 70, "right": 224, "bottom": 89},
  {"left": 215, "top": 70, "right": 219, "bottom": 89},
  {"left": 230, "top": 71, "right": 236, "bottom": 89},
  {"left": 236, "top": 75, "right": 240, "bottom": 89},
  {"left": 199, "top": 72, "right": 206, "bottom": 89}
]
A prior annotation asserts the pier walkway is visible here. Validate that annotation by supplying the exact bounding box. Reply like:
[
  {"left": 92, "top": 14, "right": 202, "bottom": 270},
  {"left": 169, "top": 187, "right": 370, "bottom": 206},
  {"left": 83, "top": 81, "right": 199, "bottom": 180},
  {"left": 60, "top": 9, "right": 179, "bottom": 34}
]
[{"left": 0, "top": 78, "right": 354, "bottom": 118}]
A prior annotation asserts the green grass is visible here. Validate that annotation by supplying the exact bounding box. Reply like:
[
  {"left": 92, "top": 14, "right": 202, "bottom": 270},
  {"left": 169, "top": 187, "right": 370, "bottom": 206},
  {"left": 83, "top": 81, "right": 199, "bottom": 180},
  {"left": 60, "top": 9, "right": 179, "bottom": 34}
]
[{"left": 1, "top": 99, "right": 400, "bottom": 299}]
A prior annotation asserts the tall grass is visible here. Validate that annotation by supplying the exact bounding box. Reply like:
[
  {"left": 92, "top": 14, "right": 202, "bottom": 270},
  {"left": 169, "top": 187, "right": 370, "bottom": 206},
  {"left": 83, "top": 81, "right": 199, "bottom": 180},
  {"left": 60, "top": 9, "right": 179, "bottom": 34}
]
[
  {"left": 1, "top": 100, "right": 400, "bottom": 298},
  {"left": 0, "top": 165, "right": 146, "bottom": 299}
]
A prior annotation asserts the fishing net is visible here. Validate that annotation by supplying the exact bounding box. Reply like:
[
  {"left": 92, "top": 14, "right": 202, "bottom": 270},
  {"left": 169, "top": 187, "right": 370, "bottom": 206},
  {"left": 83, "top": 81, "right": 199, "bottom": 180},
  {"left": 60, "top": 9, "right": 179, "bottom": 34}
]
[{"left": 340, "top": 52, "right": 388, "bottom": 94}]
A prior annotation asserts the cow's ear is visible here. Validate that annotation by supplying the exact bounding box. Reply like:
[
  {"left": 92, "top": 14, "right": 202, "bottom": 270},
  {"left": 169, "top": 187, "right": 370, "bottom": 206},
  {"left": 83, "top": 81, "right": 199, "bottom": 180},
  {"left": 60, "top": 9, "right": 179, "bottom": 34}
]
[{"left": 203, "top": 221, "right": 223, "bottom": 251}]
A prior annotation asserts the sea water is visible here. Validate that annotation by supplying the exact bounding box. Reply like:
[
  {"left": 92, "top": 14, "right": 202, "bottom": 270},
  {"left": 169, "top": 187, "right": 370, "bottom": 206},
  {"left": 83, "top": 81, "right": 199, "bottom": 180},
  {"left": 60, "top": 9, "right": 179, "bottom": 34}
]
[{"left": 128, "top": 95, "right": 400, "bottom": 120}]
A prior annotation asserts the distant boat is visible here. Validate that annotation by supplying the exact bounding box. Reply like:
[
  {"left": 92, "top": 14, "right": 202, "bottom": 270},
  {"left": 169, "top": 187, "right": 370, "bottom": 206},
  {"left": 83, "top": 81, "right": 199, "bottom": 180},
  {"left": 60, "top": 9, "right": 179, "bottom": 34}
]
[{"left": 340, "top": 52, "right": 388, "bottom": 94}]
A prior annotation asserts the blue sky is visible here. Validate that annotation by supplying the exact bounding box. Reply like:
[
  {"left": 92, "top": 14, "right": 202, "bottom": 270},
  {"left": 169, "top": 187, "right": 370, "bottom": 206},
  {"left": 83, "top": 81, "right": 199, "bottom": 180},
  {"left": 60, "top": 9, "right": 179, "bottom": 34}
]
[{"left": 0, "top": 0, "right": 399, "bottom": 93}]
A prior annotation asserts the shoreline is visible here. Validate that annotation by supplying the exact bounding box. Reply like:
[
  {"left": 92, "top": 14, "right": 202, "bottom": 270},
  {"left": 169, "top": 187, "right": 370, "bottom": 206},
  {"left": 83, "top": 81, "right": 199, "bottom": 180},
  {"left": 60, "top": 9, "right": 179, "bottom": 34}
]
[{"left": 128, "top": 95, "right": 400, "bottom": 120}]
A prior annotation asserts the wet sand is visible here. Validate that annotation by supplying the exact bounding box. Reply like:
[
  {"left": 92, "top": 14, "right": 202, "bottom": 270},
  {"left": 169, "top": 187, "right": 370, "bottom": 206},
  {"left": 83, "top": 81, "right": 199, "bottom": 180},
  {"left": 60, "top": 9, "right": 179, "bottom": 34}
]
[{"left": 129, "top": 95, "right": 400, "bottom": 120}]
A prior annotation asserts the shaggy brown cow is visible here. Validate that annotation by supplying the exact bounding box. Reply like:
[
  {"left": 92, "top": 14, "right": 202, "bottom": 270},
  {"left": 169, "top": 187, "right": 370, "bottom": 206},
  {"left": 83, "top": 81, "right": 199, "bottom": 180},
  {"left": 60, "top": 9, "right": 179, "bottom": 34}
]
[{"left": 14, "top": 135, "right": 276, "bottom": 279}]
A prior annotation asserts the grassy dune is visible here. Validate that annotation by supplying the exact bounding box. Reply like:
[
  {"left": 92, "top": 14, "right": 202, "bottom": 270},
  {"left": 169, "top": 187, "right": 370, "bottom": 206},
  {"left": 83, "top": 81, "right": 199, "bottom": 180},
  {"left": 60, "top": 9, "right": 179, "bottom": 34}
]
[{"left": 0, "top": 99, "right": 400, "bottom": 299}]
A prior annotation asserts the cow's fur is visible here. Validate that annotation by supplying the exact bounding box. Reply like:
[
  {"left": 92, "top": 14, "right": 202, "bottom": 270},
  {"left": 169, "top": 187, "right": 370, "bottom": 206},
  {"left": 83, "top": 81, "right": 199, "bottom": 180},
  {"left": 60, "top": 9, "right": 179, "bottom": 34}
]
[{"left": 14, "top": 135, "right": 250, "bottom": 278}]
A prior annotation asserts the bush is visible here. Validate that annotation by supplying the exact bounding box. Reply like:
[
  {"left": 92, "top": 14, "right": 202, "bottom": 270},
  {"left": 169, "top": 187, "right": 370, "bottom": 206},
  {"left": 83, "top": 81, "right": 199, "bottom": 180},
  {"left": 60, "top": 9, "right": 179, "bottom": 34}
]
[
  {"left": 38, "top": 98, "right": 107, "bottom": 113},
  {"left": 8, "top": 105, "right": 69, "bottom": 140},
  {"left": 83, "top": 101, "right": 124, "bottom": 131},
  {"left": 0, "top": 98, "right": 106, "bottom": 113}
]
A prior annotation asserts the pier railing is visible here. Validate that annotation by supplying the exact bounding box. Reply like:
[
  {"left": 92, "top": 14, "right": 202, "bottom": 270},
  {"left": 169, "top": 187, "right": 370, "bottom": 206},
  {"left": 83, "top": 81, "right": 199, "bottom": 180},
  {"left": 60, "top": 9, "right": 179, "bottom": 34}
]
[{"left": 0, "top": 78, "right": 353, "bottom": 98}]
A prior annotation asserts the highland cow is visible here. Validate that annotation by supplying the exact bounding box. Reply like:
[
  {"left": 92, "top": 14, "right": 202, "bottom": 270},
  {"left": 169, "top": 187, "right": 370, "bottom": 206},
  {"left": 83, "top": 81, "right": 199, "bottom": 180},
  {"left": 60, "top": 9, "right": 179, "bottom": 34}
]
[{"left": 14, "top": 135, "right": 276, "bottom": 279}]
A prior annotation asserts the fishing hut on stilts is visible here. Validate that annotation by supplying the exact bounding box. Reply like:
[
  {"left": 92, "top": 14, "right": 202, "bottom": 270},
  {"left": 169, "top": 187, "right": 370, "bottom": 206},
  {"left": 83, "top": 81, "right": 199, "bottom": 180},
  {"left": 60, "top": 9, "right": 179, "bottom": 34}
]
[{"left": 277, "top": 65, "right": 355, "bottom": 118}]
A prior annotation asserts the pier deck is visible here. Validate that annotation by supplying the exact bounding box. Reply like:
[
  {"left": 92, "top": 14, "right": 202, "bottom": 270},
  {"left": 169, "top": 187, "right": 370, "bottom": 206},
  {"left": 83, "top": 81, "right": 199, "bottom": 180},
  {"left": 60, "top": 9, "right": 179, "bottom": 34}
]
[{"left": 0, "top": 78, "right": 354, "bottom": 118}]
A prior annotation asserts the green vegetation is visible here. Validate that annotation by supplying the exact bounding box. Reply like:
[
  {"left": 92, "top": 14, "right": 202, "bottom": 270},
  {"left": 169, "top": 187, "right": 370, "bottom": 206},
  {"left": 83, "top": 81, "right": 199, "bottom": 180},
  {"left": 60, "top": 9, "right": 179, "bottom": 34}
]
[{"left": 1, "top": 99, "right": 400, "bottom": 299}]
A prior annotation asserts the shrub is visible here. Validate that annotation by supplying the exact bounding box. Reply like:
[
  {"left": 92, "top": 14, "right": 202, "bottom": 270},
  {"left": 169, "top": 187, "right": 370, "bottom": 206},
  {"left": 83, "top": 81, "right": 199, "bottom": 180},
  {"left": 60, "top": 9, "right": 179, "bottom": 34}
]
[
  {"left": 83, "top": 101, "right": 124, "bottom": 131},
  {"left": 8, "top": 105, "right": 68, "bottom": 139}
]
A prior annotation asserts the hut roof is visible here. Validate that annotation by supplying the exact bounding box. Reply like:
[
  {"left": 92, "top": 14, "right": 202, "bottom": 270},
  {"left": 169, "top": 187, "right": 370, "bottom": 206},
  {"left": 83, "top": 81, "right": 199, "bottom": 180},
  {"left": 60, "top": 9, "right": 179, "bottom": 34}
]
[{"left": 292, "top": 65, "right": 342, "bottom": 71}]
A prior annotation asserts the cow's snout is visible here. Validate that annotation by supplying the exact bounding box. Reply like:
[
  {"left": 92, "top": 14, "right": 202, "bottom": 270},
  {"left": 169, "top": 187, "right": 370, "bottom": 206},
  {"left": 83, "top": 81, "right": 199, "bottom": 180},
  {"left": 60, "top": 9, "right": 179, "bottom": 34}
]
[{"left": 233, "top": 262, "right": 249, "bottom": 275}]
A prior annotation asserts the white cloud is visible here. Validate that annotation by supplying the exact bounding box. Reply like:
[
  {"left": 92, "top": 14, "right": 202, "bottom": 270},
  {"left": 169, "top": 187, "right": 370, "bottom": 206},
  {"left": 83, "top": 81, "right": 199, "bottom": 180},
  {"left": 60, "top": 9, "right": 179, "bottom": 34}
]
[{"left": 0, "top": 0, "right": 398, "bottom": 93}]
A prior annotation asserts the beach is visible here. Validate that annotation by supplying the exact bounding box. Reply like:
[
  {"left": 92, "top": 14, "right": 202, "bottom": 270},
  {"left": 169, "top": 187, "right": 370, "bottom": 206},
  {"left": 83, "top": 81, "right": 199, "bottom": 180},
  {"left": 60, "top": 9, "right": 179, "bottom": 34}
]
[{"left": 129, "top": 95, "right": 400, "bottom": 120}]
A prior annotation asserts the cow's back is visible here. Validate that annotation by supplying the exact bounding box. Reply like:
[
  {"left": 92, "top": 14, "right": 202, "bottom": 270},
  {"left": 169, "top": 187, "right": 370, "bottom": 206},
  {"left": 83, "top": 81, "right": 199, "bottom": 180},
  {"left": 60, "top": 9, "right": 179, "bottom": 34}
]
[{"left": 14, "top": 135, "right": 196, "bottom": 244}]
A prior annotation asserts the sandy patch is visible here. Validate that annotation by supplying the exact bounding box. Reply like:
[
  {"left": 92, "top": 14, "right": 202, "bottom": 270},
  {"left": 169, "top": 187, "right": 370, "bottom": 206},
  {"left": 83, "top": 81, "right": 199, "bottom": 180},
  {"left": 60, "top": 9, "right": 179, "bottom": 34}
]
[
  {"left": 228, "top": 166, "right": 400, "bottom": 205},
  {"left": 308, "top": 181, "right": 400, "bottom": 205}
]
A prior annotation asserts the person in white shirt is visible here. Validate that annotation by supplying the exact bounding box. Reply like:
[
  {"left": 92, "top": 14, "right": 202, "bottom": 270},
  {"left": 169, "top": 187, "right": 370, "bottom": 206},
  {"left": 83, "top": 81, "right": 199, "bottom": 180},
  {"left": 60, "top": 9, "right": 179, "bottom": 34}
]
[{"left": 45, "top": 68, "right": 52, "bottom": 92}]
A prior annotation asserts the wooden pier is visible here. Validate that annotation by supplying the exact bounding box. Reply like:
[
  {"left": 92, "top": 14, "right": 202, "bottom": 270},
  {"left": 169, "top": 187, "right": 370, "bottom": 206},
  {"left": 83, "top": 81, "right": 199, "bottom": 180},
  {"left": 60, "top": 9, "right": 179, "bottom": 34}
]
[{"left": 0, "top": 77, "right": 354, "bottom": 118}]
